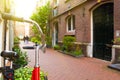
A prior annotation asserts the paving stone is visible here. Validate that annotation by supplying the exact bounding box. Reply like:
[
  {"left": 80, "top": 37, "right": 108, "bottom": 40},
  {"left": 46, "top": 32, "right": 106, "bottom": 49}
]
[{"left": 20, "top": 41, "right": 120, "bottom": 80}]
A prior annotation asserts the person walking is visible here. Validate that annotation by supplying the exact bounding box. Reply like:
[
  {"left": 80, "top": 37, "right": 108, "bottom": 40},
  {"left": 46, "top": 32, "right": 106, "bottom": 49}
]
[{"left": 23, "top": 35, "right": 29, "bottom": 44}]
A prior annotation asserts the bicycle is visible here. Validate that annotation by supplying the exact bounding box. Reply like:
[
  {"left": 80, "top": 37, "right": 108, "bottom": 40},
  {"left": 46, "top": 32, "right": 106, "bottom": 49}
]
[{"left": 0, "top": 12, "right": 47, "bottom": 80}]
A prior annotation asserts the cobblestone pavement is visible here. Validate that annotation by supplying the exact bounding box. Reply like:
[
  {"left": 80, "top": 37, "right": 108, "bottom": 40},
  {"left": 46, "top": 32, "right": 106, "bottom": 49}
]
[{"left": 20, "top": 41, "right": 120, "bottom": 80}]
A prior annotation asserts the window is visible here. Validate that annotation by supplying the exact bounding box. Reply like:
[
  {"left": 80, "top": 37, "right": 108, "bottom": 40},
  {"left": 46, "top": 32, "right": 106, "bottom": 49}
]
[
  {"left": 66, "top": 15, "right": 75, "bottom": 32},
  {"left": 54, "top": 0, "right": 59, "bottom": 7},
  {"left": 53, "top": 0, "right": 59, "bottom": 16},
  {"left": 53, "top": 8, "right": 58, "bottom": 16}
]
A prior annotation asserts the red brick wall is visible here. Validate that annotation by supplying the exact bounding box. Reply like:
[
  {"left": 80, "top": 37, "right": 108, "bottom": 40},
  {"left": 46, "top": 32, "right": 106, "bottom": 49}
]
[
  {"left": 114, "top": 0, "right": 120, "bottom": 38},
  {"left": 58, "top": 0, "right": 88, "bottom": 14},
  {"left": 50, "top": 0, "right": 114, "bottom": 43}
]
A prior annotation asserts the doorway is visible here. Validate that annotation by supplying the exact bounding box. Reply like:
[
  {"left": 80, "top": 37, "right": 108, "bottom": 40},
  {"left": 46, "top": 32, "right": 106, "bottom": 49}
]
[
  {"left": 53, "top": 22, "right": 58, "bottom": 46},
  {"left": 93, "top": 3, "right": 113, "bottom": 61}
]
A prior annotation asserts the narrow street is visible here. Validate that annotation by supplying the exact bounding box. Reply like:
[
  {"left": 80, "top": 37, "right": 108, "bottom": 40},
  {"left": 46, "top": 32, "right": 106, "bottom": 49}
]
[{"left": 20, "top": 42, "right": 120, "bottom": 80}]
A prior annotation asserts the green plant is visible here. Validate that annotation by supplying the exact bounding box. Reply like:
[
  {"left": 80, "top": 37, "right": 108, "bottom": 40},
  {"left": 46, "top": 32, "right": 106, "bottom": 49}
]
[
  {"left": 61, "top": 45, "right": 67, "bottom": 51},
  {"left": 13, "top": 48, "right": 28, "bottom": 68},
  {"left": 74, "top": 45, "right": 83, "bottom": 56},
  {"left": 30, "top": 36, "right": 41, "bottom": 44},
  {"left": 15, "top": 67, "right": 47, "bottom": 80},
  {"left": 114, "top": 37, "right": 120, "bottom": 44},
  {"left": 12, "top": 44, "right": 20, "bottom": 51},
  {"left": 67, "top": 45, "right": 83, "bottom": 57},
  {"left": 62, "top": 36, "right": 76, "bottom": 51},
  {"left": 53, "top": 45, "right": 60, "bottom": 50},
  {"left": 30, "top": 2, "right": 51, "bottom": 34},
  {"left": 14, "top": 36, "right": 20, "bottom": 44},
  {"left": 73, "top": 49, "right": 83, "bottom": 56},
  {"left": 46, "top": 36, "right": 52, "bottom": 47}
]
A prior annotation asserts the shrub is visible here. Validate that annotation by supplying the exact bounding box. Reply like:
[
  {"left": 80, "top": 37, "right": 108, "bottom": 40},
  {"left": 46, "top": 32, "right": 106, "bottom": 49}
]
[
  {"left": 15, "top": 67, "right": 47, "bottom": 80},
  {"left": 30, "top": 37, "right": 41, "bottom": 44},
  {"left": 14, "top": 36, "right": 20, "bottom": 44},
  {"left": 74, "top": 44, "right": 83, "bottom": 56},
  {"left": 63, "top": 36, "right": 75, "bottom": 51},
  {"left": 12, "top": 44, "right": 20, "bottom": 51},
  {"left": 46, "top": 36, "right": 52, "bottom": 48},
  {"left": 73, "top": 49, "right": 83, "bottom": 56},
  {"left": 61, "top": 45, "right": 67, "bottom": 51},
  {"left": 53, "top": 45, "right": 60, "bottom": 50},
  {"left": 13, "top": 48, "right": 28, "bottom": 69}
]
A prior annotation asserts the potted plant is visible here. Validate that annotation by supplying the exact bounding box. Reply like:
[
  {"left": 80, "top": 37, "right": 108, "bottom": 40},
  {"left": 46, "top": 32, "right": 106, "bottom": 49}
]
[
  {"left": 113, "top": 37, "right": 120, "bottom": 45},
  {"left": 111, "top": 37, "right": 120, "bottom": 64}
]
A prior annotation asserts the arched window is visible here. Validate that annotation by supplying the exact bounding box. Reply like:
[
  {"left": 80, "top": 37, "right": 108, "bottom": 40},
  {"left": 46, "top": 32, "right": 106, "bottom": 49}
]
[{"left": 66, "top": 15, "right": 75, "bottom": 32}]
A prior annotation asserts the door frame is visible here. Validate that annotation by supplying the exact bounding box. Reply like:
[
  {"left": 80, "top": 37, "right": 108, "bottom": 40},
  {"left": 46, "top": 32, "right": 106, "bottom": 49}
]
[
  {"left": 52, "top": 22, "right": 58, "bottom": 47},
  {"left": 90, "top": 1, "right": 114, "bottom": 58}
]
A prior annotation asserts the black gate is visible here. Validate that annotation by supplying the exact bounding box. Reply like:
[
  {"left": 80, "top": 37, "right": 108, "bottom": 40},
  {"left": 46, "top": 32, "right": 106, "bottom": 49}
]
[{"left": 93, "top": 3, "right": 113, "bottom": 61}]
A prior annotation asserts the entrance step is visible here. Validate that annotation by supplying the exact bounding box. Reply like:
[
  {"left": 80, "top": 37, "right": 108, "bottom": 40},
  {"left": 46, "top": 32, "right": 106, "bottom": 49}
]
[{"left": 108, "top": 64, "right": 120, "bottom": 71}]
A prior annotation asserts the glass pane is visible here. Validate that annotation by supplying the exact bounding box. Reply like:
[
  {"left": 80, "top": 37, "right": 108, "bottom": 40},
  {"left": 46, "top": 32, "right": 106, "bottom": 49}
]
[{"left": 68, "top": 17, "right": 71, "bottom": 31}]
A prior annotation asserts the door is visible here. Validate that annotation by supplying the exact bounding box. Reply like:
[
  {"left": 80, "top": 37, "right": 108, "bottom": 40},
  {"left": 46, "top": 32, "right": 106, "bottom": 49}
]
[
  {"left": 53, "top": 22, "right": 58, "bottom": 46},
  {"left": 55, "top": 23, "right": 58, "bottom": 44},
  {"left": 93, "top": 3, "right": 113, "bottom": 61}
]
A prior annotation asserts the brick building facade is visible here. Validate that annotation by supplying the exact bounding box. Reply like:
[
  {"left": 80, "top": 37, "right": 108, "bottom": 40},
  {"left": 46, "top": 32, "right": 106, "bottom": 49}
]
[{"left": 49, "top": 0, "right": 120, "bottom": 62}]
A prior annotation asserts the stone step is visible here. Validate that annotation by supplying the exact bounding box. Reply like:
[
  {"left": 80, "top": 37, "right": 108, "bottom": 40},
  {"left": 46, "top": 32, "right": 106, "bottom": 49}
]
[{"left": 108, "top": 64, "right": 120, "bottom": 71}]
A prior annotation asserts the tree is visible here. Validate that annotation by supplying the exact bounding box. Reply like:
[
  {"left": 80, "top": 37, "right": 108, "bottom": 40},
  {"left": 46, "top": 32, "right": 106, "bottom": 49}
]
[{"left": 30, "top": 2, "right": 51, "bottom": 44}]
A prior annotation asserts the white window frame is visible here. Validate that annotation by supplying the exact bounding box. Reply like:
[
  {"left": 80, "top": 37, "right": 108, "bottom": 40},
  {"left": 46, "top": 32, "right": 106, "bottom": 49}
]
[
  {"left": 66, "top": 15, "right": 75, "bottom": 32},
  {"left": 53, "top": 8, "right": 58, "bottom": 16}
]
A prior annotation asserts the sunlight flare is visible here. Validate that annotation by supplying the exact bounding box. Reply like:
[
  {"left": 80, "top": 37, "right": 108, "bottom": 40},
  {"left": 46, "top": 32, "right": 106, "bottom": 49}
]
[{"left": 14, "top": 0, "right": 38, "bottom": 18}]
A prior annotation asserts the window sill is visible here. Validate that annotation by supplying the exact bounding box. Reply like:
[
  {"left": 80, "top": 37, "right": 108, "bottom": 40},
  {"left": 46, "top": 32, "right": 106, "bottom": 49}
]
[{"left": 65, "top": 31, "right": 75, "bottom": 35}]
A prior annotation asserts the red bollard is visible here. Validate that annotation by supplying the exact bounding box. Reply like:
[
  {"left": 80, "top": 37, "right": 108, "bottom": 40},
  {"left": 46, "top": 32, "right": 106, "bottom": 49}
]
[
  {"left": 31, "top": 67, "right": 40, "bottom": 80},
  {"left": 31, "top": 43, "right": 40, "bottom": 80}
]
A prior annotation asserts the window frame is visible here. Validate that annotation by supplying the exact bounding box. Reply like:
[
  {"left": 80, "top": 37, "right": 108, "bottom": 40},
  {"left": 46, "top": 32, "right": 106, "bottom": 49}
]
[
  {"left": 53, "top": 8, "right": 58, "bottom": 16},
  {"left": 66, "top": 15, "right": 75, "bottom": 32}
]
